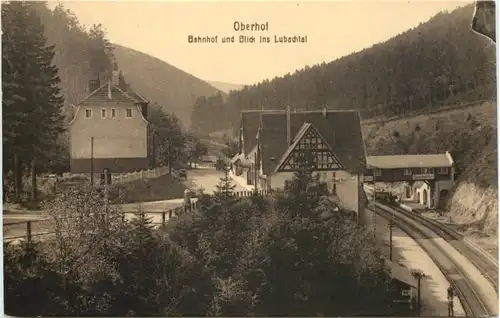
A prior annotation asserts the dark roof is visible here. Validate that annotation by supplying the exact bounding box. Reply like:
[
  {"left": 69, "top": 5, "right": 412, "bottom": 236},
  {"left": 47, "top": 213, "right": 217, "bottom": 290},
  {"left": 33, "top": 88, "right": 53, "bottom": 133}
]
[
  {"left": 366, "top": 152, "right": 454, "bottom": 169},
  {"left": 257, "top": 110, "right": 367, "bottom": 175},
  {"left": 385, "top": 260, "right": 417, "bottom": 288},
  {"left": 127, "top": 91, "right": 149, "bottom": 104},
  {"left": 78, "top": 82, "right": 149, "bottom": 106},
  {"left": 241, "top": 111, "right": 263, "bottom": 156}
]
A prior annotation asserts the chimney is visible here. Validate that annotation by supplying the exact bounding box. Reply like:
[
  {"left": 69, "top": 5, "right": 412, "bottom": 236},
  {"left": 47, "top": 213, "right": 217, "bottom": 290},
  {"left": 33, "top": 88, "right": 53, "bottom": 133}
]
[
  {"left": 112, "top": 70, "right": 119, "bottom": 86},
  {"left": 89, "top": 78, "right": 100, "bottom": 92},
  {"left": 107, "top": 78, "right": 112, "bottom": 99},
  {"left": 286, "top": 105, "right": 291, "bottom": 145}
]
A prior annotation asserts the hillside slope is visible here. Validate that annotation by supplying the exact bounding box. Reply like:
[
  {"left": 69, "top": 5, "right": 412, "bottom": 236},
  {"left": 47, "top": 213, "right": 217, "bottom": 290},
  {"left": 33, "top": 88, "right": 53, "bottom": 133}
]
[
  {"left": 208, "top": 81, "right": 245, "bottom": 94},
  {"left": 112, "top": 44, "right": 223, "bottom": 126},
  {"left": 190, "top": 3, "right": 495, "bottom": 135}
]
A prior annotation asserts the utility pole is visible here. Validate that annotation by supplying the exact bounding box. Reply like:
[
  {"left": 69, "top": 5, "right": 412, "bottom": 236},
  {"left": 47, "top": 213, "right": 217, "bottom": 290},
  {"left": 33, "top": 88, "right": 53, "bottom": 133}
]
[
  {"left": 254, "top": 152, "right": 258, "bottom": 193},
  {"left": 412, "top": 269, "right": 425, "bottom": 316},
  {"left": 389, "top": 212, "right": 394, "bottom": 261},
  {"left": 372, "top": 167, "right": 377, "bottom": 236},
  {"left": 168, "top": 136, "right": 172, "bottom": 175},
  {"left": 90, "top": 137, "right": 94, "bottom": 186},
  {"left": 151, "top": 129, "right": 156, "bottom": 169}
]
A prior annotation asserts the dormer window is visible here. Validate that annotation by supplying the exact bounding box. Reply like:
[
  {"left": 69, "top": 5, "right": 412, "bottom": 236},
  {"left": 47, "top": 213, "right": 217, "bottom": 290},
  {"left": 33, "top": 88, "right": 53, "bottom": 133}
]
[
  {"left": 126, "top": 108, "right": 133, "bottom": 118},
  {"left": 101, "top": 108, "right": 107, "bottom": 118},
  {"left": 85, "top": 109, "right": 92, "bottom": 118}
]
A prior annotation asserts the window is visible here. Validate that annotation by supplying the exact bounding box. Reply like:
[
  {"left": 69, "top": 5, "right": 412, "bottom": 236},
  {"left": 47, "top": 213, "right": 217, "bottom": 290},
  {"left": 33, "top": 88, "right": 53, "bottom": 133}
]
[
  {"left": 374, "top": 169, "right": 382, "bottom": 177},
  {"left": 85, "top": 109, "right": 92, "bottom": 118},
  {"left": 438, "top": 167, "right": 448, "bottom": 175},
  {"left": 403, "top": 168, "right": 412, "bottom": 176},
  {"left": 101, "top": 108, "right": 107, "bottom": 118},
  {"left": 126, "top": 108, "right": 133, "bottom": 118},
  {"left": 422, "top": 168, "right": 434, "bottom": 174},
  {"left": 111, "top": 108, "right": 116, "bottom": 118}
]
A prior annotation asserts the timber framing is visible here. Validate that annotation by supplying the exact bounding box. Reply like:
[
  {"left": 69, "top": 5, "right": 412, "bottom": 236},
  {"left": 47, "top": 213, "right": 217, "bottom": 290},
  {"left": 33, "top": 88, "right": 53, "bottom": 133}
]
[{"left": 274, "top": 123, "right": 345, "bottom": 173}]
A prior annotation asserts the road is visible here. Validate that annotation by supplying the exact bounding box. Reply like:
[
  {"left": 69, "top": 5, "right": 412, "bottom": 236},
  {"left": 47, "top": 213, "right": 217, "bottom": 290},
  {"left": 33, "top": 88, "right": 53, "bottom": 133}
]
[{"left": 4, "top": 167, "right": 249, "bottom": 241}]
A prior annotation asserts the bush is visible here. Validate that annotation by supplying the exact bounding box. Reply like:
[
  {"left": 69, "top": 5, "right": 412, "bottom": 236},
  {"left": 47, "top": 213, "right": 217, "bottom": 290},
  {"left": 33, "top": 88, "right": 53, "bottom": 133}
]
[{"left": 5, "top": 169, "right": 393, "bottom": 316}]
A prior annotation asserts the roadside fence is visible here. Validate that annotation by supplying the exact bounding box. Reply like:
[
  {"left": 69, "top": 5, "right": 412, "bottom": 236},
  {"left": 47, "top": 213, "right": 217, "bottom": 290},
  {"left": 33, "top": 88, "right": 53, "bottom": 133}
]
[
  {"left": 3, "top": 200, "right": 199, "bottom": 244},
  {"left": 62, "top": 166, "right": 170, "bottom": 186},
  {"left": 3, "top": 189, "right": 270, "bottom": 244}
]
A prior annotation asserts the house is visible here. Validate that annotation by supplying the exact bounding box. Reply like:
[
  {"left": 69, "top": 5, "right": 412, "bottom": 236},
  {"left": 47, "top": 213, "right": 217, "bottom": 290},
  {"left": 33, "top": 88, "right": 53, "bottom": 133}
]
[
  {"left": 236, "top": 106, "right": 368, "bottom": 223},
  {"left": 365, "top": 152, "right": 455, "bottom": 209},
  {"left": 69, "top": 70, "right": 150, "bottom": 177},
  {"left": 383, "top": 260, "right": 420, "bottom": 315},
  {"left": 230, "top": 152, "right": 252, "bottom": 179}
]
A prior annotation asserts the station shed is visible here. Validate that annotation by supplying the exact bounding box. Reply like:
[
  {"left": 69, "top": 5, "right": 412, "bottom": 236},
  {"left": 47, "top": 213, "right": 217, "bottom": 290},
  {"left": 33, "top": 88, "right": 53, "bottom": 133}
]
[{"left": 364, "top": 152, "right": 455, "bottom": 209}]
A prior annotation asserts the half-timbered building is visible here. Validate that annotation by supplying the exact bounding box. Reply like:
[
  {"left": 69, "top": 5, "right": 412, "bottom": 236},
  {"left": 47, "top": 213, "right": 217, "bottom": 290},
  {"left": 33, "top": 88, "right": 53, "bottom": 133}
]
[{"left": 236, "top": 106, "right": 369, "bottom": 223}]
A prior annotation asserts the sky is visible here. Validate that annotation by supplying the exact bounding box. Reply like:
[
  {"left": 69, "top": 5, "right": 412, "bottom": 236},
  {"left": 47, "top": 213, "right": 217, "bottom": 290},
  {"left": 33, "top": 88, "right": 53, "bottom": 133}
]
[{"left": 51, "top": 0, "right": 470, "bottom": 85}]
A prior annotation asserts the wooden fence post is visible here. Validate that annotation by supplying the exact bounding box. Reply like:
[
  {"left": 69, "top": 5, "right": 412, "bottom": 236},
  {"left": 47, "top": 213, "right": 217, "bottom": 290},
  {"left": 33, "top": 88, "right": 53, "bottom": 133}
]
[{"left": 27, "top": 221, "right": 32, "bottom": 243}]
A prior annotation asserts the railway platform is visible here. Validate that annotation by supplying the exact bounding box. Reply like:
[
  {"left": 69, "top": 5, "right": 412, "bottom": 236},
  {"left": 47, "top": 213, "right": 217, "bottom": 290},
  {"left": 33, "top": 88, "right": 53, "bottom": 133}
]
[{"left": 369, "top": 207, "right": 466, "bottom": 316}]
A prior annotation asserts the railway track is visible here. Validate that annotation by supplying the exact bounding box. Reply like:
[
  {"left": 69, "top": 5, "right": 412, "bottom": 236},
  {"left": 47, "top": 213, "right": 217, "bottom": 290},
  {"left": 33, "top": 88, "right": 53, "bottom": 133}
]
[
  {"left": 374, "top": 202, "right": 494, "bottom": 317},
  {"left": 392, "top": 204, "right": 499, "bottom": 293}
]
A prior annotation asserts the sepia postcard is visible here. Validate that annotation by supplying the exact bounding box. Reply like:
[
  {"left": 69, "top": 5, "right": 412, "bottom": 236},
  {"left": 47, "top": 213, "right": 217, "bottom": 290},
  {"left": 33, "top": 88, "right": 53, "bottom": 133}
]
[{"left": 1, "top": 0, "right": 498, "bottom": 316}]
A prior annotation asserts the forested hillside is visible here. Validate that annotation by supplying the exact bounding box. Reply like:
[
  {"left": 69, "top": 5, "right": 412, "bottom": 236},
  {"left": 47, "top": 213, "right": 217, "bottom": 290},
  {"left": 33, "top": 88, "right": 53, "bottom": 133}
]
[
  {"left": 113, "top": 44, "right": 223, "bottom": 126},
  {"left": 2, "top": 2, "right": 210, "bottom": 202},
  {"left": 28, "top": 2, "right": 114, "bottom": 120},
  {"left": 27, "top": 2, "right": 222, "bottom": 127},
  {"left": 208, "top": 81, "right": 245, "bottom": 94},
  {"left": 190, "top": 4, "right": 496, "bottom": 135}
]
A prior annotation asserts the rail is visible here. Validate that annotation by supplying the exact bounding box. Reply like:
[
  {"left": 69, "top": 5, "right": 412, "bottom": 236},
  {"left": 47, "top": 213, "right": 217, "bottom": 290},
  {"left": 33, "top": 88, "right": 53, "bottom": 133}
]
[
  {"left": 364, "top": 185, "right": 498, "bottom": 289},
  {"left": 374, "top": 201, "right": 492, "bottom": 317},
  {"left": 393, "top": 204, "right": 498, "bottom": 292}
]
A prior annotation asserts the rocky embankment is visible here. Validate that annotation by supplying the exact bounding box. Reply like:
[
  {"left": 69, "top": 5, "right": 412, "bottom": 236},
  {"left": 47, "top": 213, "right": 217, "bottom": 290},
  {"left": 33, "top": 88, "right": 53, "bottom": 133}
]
[{"left": 363, "top": 101, "right": 498, "bottom": 245}]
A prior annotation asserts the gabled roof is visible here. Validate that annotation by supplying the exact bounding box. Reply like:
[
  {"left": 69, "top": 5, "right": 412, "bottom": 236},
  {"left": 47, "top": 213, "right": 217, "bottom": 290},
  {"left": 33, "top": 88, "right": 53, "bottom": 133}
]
[
  {"left": 241, "top": 111, "right": 264, "bottom": 156},
  {"left": 253, "top": 110, "right": 367, "bottom": 175},
  {"left": 77, "top": 82, "right": 149, "bottom": 106},
  {"left": 273, "top": 122, "right": 345, "bottom": 173},
  {"left": 366, "top": 152, "right": 454, "bottom": 169}
]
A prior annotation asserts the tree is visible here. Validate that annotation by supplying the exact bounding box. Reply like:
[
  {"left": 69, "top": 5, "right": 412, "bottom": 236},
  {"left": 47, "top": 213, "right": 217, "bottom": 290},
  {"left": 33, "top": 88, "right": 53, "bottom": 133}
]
[
  {"left": 87, "top": 23, "right": 113, "bottom": 77},
  {"left": 191, "top": 140, "right": 208, "bottom": 168},
  {"left": 214, "top": 166, "right": 237, "bottom": 201},
  {"left": 222, "top": 139, "right": 239, "bottom": 159},
  {"left": 149, "top": 103, "right": 187, "bottom": 169},
  {"left": 43, "top": 185, "right": 125, "bottom": 287},
  {"left": 118, "top": 70, "right": 128, "bottom": 90},
  {"left": 2, "top": 1, "right": 65, "bottom": 202}
]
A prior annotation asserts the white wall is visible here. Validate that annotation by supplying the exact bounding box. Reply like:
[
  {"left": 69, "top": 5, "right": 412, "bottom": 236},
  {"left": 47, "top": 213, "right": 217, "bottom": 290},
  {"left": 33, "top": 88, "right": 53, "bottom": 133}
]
[
  {"left": 70, "top": 102, "right": 148, "bottom": 159},
  {"left": 332, "top": 170, "right": 361, "bottom": 214},
  {"left": 268, "top": 170, "right": 361, "bottom": 215}
]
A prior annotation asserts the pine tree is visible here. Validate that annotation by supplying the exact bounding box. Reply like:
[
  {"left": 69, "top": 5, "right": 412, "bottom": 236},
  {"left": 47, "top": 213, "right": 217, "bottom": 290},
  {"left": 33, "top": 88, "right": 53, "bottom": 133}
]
[
  {"left": 87, "top": 23, "right": 113, "bottom": 77},
  {"left": 214, "top": 166, "right": 236, "bottom": 200},
  {"left": 2, "top": 2, "right": 65, "bottom": 201}
]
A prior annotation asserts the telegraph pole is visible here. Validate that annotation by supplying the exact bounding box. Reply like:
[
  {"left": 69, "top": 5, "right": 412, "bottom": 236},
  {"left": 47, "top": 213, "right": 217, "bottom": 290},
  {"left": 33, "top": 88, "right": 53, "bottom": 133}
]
[
  {"left": 90, "top": 137, "right": 94, "bottom": 186},
  {"left": 389, "top": 212, "right": 394, "bottom": 261},
  {"left": 254, "top": 152, "right": 258, "bottom": 193},
  {"left": 372, "top": 167, "right": 377, "bottom": 236},
  {"left": 412, "top": 269, "right": 424, "bottom": 316},
  {"left": 168, "top": 136, "right": 172, "bottom": 175}
]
